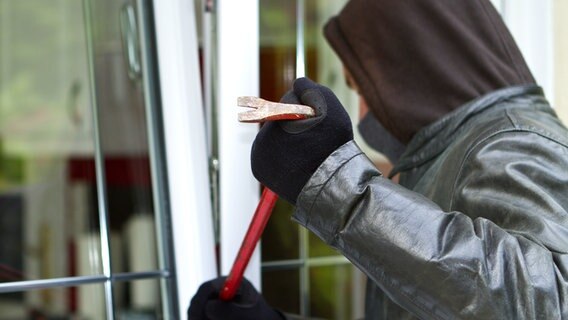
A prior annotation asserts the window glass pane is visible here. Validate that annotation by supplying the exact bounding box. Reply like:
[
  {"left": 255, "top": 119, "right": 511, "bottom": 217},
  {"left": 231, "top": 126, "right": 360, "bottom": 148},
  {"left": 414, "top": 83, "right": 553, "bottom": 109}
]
[
  {"left": 78, "top": 283, "right": 107, "bottom": 319},
  {"left": 260, "top": 0, "right": 297, "bottom": 101},
  {"left": 88, "top": 0, "right": 159, "bottom": 274},
  {"left": 0, "top": 0, "right": 101, "bottom": 285},
  {"left": 308, "top": 232, "right": 340, "bottom": 258},
  {"left": 262, "top": 200, "right": 299, "bottom": 261},
  {"left": 1, "top": 0, "right": 171, "bottom": 317},
  {"left": 0, "top": 283, "right": 106, "bottom": 319},
  {"left": 309, "top": 264, "right": 366, "bottom": 319},
  {"left": 262, "top": 269, "right": 300, "bottom": 315},
  {"left": 115, "top": 278, "right": 163, "bottom": 319},
  {"left": 259, "top": 0, "right": 300, "bottom": 264}
]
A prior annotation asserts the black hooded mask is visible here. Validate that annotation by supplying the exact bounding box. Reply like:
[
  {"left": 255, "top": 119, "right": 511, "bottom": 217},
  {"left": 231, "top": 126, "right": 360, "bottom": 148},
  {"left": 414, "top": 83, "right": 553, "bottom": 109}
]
[{"left": 324, "top": 0, "right": 536, "bottom": 145}]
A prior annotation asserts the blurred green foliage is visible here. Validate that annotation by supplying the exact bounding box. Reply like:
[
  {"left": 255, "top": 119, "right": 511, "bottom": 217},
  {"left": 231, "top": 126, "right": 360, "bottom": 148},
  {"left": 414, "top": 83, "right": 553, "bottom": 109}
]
[
  {"left": 0, "top": 139, "right": 24, "bottom": 187},
  {"left": 259, "top": 0, "right": 322, "bottom": 47},
  {"left": 0, "top": 0, "right": 88, "bottom": 152}
]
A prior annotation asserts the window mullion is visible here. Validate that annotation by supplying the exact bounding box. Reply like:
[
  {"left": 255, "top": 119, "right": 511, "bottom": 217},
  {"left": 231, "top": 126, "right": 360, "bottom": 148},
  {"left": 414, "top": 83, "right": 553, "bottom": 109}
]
[{"left": 82, "top": 0, "right": 115, "bottom": 318}]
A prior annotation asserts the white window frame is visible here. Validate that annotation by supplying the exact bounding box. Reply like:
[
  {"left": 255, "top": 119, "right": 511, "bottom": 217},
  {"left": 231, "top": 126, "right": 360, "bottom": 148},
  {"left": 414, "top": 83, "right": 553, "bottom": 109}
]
[
  {"left": 216, "top": 0, "right": 262, "bottom": 289},
  {"left": 154, "top": 1, "right": 261, "bottom": 318},
  {"left": 153, "top": 1, "right": 217, "bottom": 319}
]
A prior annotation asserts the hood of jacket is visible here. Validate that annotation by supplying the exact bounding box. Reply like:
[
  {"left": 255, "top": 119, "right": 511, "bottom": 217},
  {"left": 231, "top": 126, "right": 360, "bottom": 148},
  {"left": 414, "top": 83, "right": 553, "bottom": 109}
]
[{"left": 324, "top": 0, "right": 536, "bottom": 144}]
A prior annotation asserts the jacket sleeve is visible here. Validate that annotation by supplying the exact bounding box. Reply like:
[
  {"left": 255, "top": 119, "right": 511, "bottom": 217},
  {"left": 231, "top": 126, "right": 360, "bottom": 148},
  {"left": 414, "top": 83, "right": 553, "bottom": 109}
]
[{"left": 293, "top": 139, "right": 568, "bottom": 320}]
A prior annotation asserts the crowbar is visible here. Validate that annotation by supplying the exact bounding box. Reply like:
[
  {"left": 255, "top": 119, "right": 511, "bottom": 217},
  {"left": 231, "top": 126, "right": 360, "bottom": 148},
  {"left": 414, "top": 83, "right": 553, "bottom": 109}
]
[
  {"left": 237, "top": 96, "right": 315, "bottom": 122},
  {"left": 219, "top": 97, "right": 314, "bottom": 301}
]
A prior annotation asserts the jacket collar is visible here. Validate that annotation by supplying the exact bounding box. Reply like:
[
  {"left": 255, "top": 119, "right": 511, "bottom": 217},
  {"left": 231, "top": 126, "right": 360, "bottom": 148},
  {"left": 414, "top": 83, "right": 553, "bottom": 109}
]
[{"left": 390, "top": 85, "right": 545, "bottom": 178}]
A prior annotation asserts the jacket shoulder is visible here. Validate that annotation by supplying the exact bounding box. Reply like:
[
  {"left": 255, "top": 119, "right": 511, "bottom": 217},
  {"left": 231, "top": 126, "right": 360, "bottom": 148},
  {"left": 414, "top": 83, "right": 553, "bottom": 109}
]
[
  {"left": 414, "top": 104, "right": 568, "bottom": 212},
  {"left": 449, "top": 109, "right": 568, "bottom": 252},
  {"left": 504, "top": 104, "right": 568, "bottom": 147}
]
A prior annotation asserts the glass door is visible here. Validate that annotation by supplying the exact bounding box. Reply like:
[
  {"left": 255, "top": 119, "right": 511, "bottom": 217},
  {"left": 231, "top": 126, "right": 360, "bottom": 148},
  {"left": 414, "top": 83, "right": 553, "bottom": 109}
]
[{"left": 0, "top": 0, "right": 175, "bottom": 318}]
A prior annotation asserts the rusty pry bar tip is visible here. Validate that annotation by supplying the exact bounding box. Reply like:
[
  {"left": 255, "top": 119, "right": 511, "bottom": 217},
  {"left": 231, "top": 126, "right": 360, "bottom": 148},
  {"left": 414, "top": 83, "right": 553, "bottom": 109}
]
[{"left": 237, "top": 96, "right": 315, "bottom": 123}]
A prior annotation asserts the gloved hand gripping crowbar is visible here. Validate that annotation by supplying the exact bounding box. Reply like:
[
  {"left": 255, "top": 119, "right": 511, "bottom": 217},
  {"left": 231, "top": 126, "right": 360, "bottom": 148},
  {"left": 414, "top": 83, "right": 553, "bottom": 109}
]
[{"left": 219, "top": 97, "right": 314, "bottom": 301}]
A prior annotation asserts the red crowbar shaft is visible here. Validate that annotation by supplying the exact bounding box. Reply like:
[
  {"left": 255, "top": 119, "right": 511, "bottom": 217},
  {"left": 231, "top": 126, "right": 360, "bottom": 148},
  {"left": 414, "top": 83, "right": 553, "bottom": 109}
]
[
  {"left": 219, "top": 97, "right": 314, "bottom": 301},
  {"left": 219, "top": 187, "right": 278, "bottom": 301}
]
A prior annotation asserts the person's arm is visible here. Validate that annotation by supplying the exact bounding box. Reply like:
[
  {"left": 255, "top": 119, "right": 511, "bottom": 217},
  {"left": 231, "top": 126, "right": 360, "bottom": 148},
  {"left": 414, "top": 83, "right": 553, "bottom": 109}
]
[
  {"left": 187, "top": 77, "right": 354, "bottom": 320},
  {"left": 251, "top": 77, "right": 567, "bottom": 319},
  {"left": 293, "top": 135, "right": 568, "bottom": 319}
]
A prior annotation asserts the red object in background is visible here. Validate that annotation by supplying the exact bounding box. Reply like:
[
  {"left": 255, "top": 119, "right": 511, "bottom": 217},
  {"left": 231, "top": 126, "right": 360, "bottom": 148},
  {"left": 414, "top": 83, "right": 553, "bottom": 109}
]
[
  {"left": 67, "top": 241, "right": 77, "bottom": 312},
  {"left": 219, "top": 188, "right": 278, "bottom": 301},
  {"left": 66, "top": 156, "right": 152, "bottom": 310},
  {"left": 67, "top": 157, "right": 151, "bottom": 186}
]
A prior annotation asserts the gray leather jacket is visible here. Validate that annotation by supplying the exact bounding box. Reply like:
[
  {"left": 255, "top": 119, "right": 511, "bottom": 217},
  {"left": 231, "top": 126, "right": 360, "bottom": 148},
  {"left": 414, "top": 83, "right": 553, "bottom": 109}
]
[{"left": 293, "top": 86, "right": 568, "bottom": 319}]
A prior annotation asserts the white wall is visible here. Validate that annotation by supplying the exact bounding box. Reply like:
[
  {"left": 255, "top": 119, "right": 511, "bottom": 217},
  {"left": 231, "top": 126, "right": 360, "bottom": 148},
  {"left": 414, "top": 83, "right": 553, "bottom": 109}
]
[
  {"left": 498, "top": 0, "right": 555, "bottom": 101},
  {"left": 554, "top": 0, "right": 568, "bottom": 123},
  {"left": 153, "top": 1, "right": 217, "bottom": 318},
  {"left": 216, "top": 0, "right": 262, "bottom": 289}
]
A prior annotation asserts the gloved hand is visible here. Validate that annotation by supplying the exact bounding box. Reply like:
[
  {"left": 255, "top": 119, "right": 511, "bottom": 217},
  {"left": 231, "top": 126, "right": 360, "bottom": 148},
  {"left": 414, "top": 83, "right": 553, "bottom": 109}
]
[
  {"left": 188, "top": 277, "right": 285, "bottom": 320},
  {"left": 251, "top": 77, "right": 353, "bottom": 205}
]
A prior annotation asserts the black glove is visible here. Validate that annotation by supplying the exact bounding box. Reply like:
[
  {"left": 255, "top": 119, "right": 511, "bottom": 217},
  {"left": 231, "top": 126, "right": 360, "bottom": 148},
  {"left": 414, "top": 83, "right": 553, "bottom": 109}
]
[
  {"left": 188, "top": 277, "right": 285, "bottom": 320},
  {"left": 251, "top": 77, "right": 353, "bottom": 204}
]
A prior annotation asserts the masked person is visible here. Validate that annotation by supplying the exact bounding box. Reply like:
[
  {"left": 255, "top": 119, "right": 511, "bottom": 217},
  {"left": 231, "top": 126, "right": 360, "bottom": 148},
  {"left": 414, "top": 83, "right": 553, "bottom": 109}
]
[{"left": 189, "top": 0, "right": 568, "bottom": 319}]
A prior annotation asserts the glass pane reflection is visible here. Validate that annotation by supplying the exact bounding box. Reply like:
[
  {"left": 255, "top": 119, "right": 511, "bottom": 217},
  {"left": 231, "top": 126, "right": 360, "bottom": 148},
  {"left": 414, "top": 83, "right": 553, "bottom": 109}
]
[
  {"left": 309, "top": 232, "right": 340, "bottom": 258},
  {"left": 0, "top": 0, "right": 168, "bottom": 316},
  {"left": 309, "top": 264, "right": 366, "bottom": 319},
  {"left": 262, "top": 200, "right": 300, "bottom": 262},
  {"left": 89, "top": 0, "right": 159, "bottom": 275},
  {"left": 262, "top": 269, "right": 300, "bottom": 315},
  {"left": 0, "top": 284, "right": 105, "bottom": 320},
  {"left": 0, "top": 0, "right": 101, "bottom": 287},
  {"left": 115, "top": 278, "right": 163, "bottom": 319}
]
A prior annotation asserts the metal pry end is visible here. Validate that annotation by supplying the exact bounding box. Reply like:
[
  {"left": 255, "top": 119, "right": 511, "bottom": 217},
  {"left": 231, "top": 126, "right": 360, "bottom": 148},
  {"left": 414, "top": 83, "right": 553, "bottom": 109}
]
[{"left": 237, "top": 96, "right": 315, "bottom": 123}]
